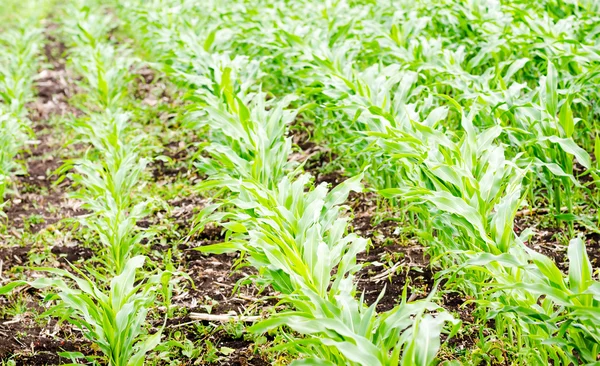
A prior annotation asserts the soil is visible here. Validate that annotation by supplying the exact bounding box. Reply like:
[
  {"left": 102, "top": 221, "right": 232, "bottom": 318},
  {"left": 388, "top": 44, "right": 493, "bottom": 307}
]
[
  {"left": 147, "top": 149, "right": 273, "bottom": 364},
  {"left": 355, "top": 243, "right": 432, "bottom": 312},
  {"left": 0, "top": 245, "right": 30, "bottom": 269},
  {"left": 515, "top": 214, "right": 600, "bottom": 273},
  {"left": 159, "top": 319, "right": 270, "bottom": 366},
  {"left": 0, "top": 321, "right": 96, "bottom": 366},
  {"left": 133, "top": 65, "right": 174, "bottom": 108},
  {"left": 150, "top": 139, "right": 203, "bottom": 183},
  {"left": 288, "top": 118, "right": 343, "bottom": 187},
  {"left": 4, "top": 129, "right": 87, "bottom": 233}
]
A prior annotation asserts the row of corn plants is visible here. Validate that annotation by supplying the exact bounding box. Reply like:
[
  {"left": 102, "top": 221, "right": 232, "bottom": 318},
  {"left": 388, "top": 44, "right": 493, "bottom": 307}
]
[
  {"left": 112, "top": 1, "right": 464, "bottom": 364},
  {"left": 0, "top": 2, "right": 48, "bottom": 211},
  {"left": 2, "top": 2, "right": 170, "bottom": 365},
  {"left": 254, "top": 1, "right": 600, "bottom": 363}
]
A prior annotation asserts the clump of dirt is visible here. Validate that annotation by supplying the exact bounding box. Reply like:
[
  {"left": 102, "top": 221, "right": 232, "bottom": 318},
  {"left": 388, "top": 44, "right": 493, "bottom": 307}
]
[
  {"left": 314, "top": 170, "right": 345, "bottom": 187},
  {"left": 51, "top": 244, "right": 94, "bottom": 264},
  {"left": 0, "top": 245, "right": 30, "bottom": 270}
]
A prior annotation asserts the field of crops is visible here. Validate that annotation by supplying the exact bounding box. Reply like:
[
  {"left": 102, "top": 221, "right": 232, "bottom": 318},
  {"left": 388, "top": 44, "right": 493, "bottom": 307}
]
[{"left": 1, "top": 0, "right": 600, "bottom": 365}]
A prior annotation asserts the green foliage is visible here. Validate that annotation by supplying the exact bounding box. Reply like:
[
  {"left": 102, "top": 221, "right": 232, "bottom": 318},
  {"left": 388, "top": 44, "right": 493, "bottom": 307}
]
[
  {"left": 2, "top": 0, "right": 600, "bottom": 364},
  {"left": 0, "top": 9, "right": 45, "bottom": 206},
  {"left": 0, "top": 256, "right": 167, "bottom": 366},
  {"left": 112, "top": 0, "right": 600, "bottom": 363}
]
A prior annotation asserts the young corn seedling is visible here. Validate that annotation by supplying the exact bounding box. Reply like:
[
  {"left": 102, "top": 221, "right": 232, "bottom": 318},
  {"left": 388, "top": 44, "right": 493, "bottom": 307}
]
[
  {"left": 0, "top": 26, "right": 44, "bottom": 116},
  {"left": 496, "top": 61, "right": 592, "bottom": 232},
  {"left": 0, "top": 256, "right": 169, "bottom": 366},
  {"left": 63, "top": 112, "right": 151, "bottom": 274},
  {"left": 466, "top": 236, "right": 600, "bottom": 364},
  {"left": 191, "top": 72, "right": 297, "bottom": 190}
]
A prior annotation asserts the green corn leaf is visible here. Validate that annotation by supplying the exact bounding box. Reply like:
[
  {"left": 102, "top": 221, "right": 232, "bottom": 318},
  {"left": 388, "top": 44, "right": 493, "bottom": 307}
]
[
  {"left": 128, "top": 331, "right": 162, "bottom": 366},
  {"left": 595, "top": 135, "right": 600, "bottom": 168},
  {"left": 546, "top": 61, "right": 558, "bottom": 117},
  {"left": 558, "top": 99, "right": 574, "bottom": 138},
  {"left": 0, "top": 280, "right": 28, "bottom": 295},
  {"left": 568, "top": 237, "right": 592, "bottom": 293},
  {"left": 530, "top": 252, "right": 569, "bottom": 291},
  {"left": 541, "top": 136, "right": 591, "bottom": 169},
  {"left": 402, "top": 313, "right": 457, "bottom": 366},
  {"left": 291, "top": 358, "right": 336, "bottom": 366}
]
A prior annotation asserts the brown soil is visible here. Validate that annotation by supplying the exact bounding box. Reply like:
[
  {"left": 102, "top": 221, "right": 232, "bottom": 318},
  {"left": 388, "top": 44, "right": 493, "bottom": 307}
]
[
  {"left": 0, "top": 245, "right": 30, "bottom": 269},
  {"left": 349, "top": 191, "right": 433, "bottom": 311},
  {"left": 158, "top": 319, "right": 270, "bottom": 366},
  {"left": 5, "top": 130, "right": 86, "bottom": 233},
  {"left": 28, "top": 23, "right": 81, "bottom": 122},
  {"left": 145, "top": 178, "right": 273, "bottom": 364},
  {"left": 0, "top": 321, "right": 95, "bottom": 366},
  {"left": 133, "top": 65, "right": 173, "bottom": 108},
  {"left": 515, "top": 214, "right": 600, "bottom": 273},
  {"left": 356, "top": 243, "right": 432, "bottom": 312},
  {"left": 51, "top": 244, "right": 95, "bottom": 265},
  {"left": 0, "top": 293, "right": 96, "bottom": 365},
  {"left": 150, "top": 139, "right": 203, "bottom": 183},
  {"left": 288, "top": 118, "right": 343, "bottom": 187}
]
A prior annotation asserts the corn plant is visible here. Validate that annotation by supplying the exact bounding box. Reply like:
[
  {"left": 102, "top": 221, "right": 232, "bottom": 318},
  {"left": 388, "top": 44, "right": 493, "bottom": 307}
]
[
  {"left": 56, "top": 0, "right": 154, "bottom": 275},
  {"left": 191, "top": 73, "right": 298, "bottom": 190},
  {"left": 62, "top": 111, "right": 151, "bottom": 274},
  {"left": 0, "top": 256, "right": 168, "bottom": 366},
  {"left": 0, "top": 27, "right": 43, "bottom": 116},
  {"left": 61, "top": 5, "right": 135, "bottom": 112},
  {"left": 465, "top": 236, "right": 600, "bottom": 364}
]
